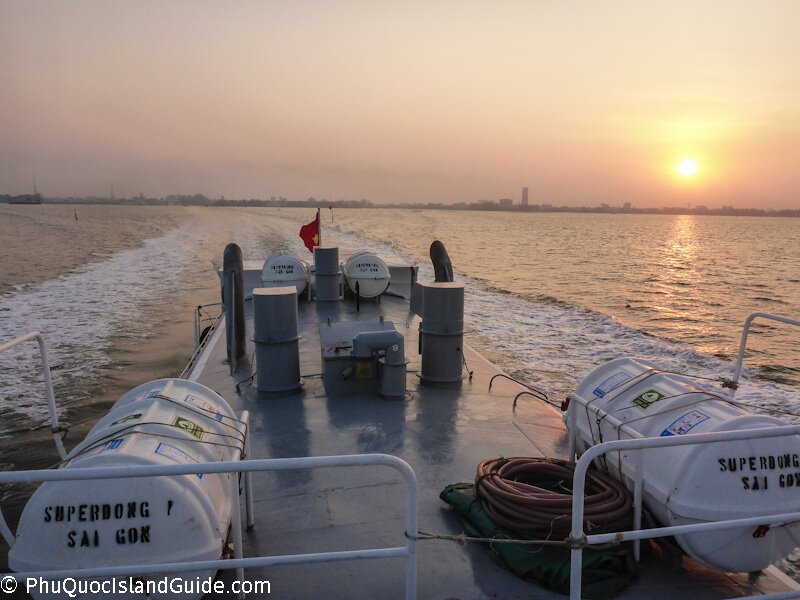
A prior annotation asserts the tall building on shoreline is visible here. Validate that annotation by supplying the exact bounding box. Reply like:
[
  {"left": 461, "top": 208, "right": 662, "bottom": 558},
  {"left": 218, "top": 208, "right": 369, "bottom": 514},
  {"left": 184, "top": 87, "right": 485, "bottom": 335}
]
[{"left": 522, "top": 187, "right": 528, "bottom": 207}]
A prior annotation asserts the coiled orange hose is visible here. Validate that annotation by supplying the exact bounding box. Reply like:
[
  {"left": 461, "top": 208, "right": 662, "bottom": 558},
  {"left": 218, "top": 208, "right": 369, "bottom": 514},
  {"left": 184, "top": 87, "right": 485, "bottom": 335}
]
[{"left": 475, "top": 457, "right": 633, "bottom": 540}]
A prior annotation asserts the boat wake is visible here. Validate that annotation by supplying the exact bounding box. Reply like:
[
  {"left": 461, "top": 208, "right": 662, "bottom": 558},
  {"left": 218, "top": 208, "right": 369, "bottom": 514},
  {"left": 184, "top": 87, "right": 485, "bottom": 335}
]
[{"left": 0, "top": 221, "right": 204, "bottom": 436}]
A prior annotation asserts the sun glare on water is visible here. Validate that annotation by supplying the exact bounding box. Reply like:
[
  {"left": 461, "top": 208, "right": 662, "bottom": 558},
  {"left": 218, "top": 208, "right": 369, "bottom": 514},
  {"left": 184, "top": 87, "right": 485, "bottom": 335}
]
[{"left": 678, "top": 158, "right": 699, "bottom": 177}]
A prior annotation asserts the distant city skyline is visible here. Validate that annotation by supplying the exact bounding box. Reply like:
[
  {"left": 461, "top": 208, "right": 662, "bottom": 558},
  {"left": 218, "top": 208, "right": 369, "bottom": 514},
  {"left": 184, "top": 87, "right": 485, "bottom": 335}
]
[
  {"left": 5, "top": 192, "right": 799, "bottom": 219},
  {"left": 2, "top": 1, "right": 799, "bottom": 209}
]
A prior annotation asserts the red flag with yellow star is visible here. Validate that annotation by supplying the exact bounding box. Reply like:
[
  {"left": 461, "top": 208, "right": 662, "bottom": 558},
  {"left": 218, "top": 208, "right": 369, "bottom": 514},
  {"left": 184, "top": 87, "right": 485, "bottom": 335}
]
[{"left": 299, "top": 211, "right": 320, "bottom": 253}]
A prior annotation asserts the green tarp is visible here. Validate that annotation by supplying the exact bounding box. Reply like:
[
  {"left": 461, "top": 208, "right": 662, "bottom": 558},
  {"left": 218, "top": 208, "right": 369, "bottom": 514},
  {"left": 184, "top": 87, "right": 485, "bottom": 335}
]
[{"left": 440, "top": 483, "right": 639, "bottom": 599}]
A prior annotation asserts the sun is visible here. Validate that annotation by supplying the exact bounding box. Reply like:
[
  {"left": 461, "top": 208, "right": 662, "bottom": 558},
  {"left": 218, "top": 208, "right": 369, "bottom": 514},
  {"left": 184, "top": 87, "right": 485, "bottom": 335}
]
[{"left": 677, "top": 158, "right": 698, "bottom": 177}]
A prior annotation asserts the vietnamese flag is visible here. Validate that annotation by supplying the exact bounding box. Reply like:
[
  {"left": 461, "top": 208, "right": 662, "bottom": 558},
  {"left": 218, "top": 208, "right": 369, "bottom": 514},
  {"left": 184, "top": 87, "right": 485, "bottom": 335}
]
[{"left": 299, "top": 211, "right": 320, "bottom": 253}]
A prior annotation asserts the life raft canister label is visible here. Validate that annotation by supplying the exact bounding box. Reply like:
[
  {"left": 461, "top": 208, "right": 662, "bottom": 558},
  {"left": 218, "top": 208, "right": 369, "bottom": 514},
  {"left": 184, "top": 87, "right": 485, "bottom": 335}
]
[{"left": 632, "top": 389, "right": 664, "bottom": 410}]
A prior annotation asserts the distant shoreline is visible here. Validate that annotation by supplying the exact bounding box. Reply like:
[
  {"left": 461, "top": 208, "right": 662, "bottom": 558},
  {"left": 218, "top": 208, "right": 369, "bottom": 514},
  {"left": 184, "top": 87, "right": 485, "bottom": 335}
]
[{"left": 2, "top": 194, "right": 799, "bottom": 217}]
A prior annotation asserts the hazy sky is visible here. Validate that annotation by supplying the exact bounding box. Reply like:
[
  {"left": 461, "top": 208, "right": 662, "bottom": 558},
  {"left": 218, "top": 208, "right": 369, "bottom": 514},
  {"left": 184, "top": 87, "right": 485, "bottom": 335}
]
[{"left": 2, "top": 1, "right": 799, "bottom": 207}]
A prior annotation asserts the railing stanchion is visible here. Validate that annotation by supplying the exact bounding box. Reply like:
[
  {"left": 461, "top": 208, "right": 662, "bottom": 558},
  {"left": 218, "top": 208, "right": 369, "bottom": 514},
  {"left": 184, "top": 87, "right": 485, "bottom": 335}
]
[
  {"left": 230, "top": 467, "right": 246, "bottom": 598},
  {"left": 633, "top": 448, "right": 643, "bottom": 561},
  {"left": 405, "top": 459, "right": 418, "bottom": 600},
  {"left": 241, "top": 411, "right": 255, "bottom": 530},
  {"left": 0, "top": 332, "right": 66, "bottom": 460},
  {"left": 730, "top": 312, "right": 800, "bottom": 398},
  {"left": 193, "top": 306, "right": 200, "bottom": 352},
  {"left": 569, "top": 451, "right": 589, "bottom": 600}
]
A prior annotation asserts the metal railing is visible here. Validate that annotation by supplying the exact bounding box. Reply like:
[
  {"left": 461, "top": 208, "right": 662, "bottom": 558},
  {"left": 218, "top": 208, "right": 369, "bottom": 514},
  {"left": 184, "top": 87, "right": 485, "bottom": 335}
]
[
  {"left": 193, "top": 302, "right": 222, "bottom": 352},
  {"left": 729, "top": 313, "right": 800, "bottom": 397},
  {"left": 0, "top": 332, "right": 67, "bottom": 460},
  {"left": 568, "top": 425, "right": 800, "bottom": 600},
  {"left": 0, "top": 453, "right": 418, "bottom": 600},
  {"left": 182, "top": 312, "right": 223, "bottom": 380}
]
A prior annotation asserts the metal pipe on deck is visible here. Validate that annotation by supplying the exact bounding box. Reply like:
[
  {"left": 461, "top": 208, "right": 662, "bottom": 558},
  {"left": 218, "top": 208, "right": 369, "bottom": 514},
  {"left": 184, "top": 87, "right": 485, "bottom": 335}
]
[
  {"left": 352, "top": 330, "right": 407, "bottom": 398},
  {"left": 223, "top": 243, "right": 246, "bottom": 369}
]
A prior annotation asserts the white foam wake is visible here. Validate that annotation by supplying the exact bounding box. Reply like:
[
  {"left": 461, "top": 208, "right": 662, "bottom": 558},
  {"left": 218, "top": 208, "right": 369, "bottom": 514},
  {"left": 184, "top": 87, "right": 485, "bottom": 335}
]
[{"left": 0, "top": 221, "right": 205, "bottom": 432}]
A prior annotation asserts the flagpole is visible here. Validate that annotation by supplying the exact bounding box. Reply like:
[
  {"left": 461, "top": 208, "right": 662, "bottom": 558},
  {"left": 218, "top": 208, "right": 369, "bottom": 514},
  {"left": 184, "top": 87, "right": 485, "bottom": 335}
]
[{"left": 317, "top": 207, "right": 321, "bottom": 247}]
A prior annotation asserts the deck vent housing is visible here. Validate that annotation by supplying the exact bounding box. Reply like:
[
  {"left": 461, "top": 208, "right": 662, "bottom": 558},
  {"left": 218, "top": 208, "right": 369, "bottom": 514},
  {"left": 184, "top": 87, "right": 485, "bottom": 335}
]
[
  {"left": 314, "top": 247, "right": 341, "bottom": 302},
  {"left": 254, "top": 287, "right": 301, "bottom": 394}
]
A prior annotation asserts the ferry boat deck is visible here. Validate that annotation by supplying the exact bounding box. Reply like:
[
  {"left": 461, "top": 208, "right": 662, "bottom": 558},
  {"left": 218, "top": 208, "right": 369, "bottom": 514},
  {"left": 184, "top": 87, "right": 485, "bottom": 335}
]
[
  {"left": 179, "top": 254, "right": 799, "bottom": 599},
  {"left": 2, "top": 245, "right": 799, "bottom": 599}
]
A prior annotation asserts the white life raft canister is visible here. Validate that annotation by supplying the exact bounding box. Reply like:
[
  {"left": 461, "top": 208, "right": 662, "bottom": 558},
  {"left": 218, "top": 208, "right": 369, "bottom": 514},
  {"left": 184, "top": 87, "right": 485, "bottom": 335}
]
[
  {"left": 260, "top": 250, "right": 309, "bottom": 295},
  {"left": 9, "top": 378, "right": 244, "bottom": 599},
  {"left": 568, "top": 357, "right": 800, "bottom": 573},
  {"left": 342, "top": 251, "right": 390, "bottom": 298}
]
